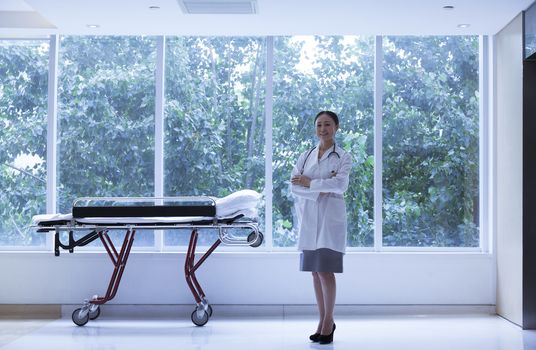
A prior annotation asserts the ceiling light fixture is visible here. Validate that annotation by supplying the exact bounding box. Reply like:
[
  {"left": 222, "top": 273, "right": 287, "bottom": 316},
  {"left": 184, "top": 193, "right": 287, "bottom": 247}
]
[
  {"left": 457, "top": 23, "right": 470, "bottom": 28},
  {"left": 149, "top": 6, "right": 160, "bottom": 10},
  {"left": 443, "top": 5, "right": 454, "bottom": 10},
  {"left": 86, "top": 24, "right": 100, "bottom": 28}
]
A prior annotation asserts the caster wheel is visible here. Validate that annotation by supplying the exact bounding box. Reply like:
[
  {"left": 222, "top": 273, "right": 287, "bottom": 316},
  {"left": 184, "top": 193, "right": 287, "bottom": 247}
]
[
  {"left": 207, "top": 304, "right": 213, "bottom": 317},
  {"left": 89, "top": 306, "right": 101, "bottom": 320},
  {"left": 72, "top": 308, "right": 89, "bottom": 326},
  {"left": 247, "top": 232, "right": 263, "bottom": 248},
  {"left": 191, "top": 309, "right": 209, "bottom": 326}
]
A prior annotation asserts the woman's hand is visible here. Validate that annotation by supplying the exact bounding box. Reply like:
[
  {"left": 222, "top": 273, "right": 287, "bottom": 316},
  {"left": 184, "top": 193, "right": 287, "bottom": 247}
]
[{"left": 291, "top": 175, "right": 311, "bottom": 188}]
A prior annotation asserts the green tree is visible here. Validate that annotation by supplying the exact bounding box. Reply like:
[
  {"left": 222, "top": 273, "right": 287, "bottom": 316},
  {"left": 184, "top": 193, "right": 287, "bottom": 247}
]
[
  {"left": 57, "top": 36, "right": 157, "bottom": 247},
  {"left": 57, "top": 36, "right": 156, "bottom": 214},
  {"left": 0, "top": 40, "right": 48, "bottom": 246},
  {"left": 164, "top": 37, "right": 266, "bottom": 246},
  {"left": 382, "top": 36, "right": 479, "bottom": 246}
]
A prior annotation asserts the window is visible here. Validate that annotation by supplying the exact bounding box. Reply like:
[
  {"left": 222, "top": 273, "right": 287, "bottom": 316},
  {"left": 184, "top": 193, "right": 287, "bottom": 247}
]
[
  {"left": 0, "top": 40, "right": 48, "bottom": 247},
  {"left": 0, "top": 35, "right": 482, "bottom": 251},
  {"left": 164, "top": 37, "right": 266, "bottom": 246},
  {"left": 272, "top": 36, "right": 375, "bottom": 247},
  {"left": 382, "top": 36, "right": 480, "bottom": 247},
  {"left": 58, "top": 36, "right": 157, "bottom": 247}
]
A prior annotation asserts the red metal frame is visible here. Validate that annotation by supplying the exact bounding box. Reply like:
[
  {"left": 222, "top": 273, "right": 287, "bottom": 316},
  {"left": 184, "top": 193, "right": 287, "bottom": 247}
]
[
  {"left": 91, "top": 229, "right": 136, "bottom": 305},
  {"left": 184, "top": 228, "right": 221, "bottom": 303},
  {"left": 87, "top": 227, "right": 222, "bottom": 307}
]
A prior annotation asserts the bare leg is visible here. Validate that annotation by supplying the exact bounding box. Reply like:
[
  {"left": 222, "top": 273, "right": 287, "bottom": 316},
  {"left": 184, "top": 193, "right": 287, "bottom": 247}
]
[
  {"left": 312, "top": 272, "right": 325, "bottom": 333},
  {"left": 318, "top": 272, "right": 336, "bottom": 335}
]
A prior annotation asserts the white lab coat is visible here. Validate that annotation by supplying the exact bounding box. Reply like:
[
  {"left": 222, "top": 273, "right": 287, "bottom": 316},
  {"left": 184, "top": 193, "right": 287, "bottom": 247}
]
[{"left": 291, "top": 143, "right": 352, "bottom": 253}]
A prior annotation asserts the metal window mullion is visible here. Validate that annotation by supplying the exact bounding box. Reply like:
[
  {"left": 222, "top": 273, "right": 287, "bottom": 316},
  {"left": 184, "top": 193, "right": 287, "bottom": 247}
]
[
  {"left": 154, "top": 36, "right": 166, "bottom": 252},
  {"left": 374, "top": 36, "right": 383, "bottom": 252},
  {"left": 264, "top": 36, "right": 274, "bottom": 251},
  {"left": 46, "top": 35, "right": 59, "bottom": 251},
  {"left": 479, "top": 36, "right": 489, "bottom": 253},
  {"left": 488, "top": 36, "right": 497, "bottom": 254}
]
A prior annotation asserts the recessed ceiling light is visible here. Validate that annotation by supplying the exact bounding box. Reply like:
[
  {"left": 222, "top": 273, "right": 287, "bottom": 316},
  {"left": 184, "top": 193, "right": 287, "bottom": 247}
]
[
  {"left": 149, "top": 6, "right": 160, "bottom": 10},
  {"left": 86, "top": 24, "right": 100, "bottom": 28},
  {"left": 457, "top": 24, "right": 470, "bottom": 28},
  {"left": 443, "top": 5, "right": 454, "bottom": 10}
]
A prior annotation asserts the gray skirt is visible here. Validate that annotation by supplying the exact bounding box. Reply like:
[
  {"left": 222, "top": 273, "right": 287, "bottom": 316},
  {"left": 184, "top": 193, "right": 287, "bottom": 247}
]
[{"left": 300, "top": 248, "right": 344, "bottom": 273}]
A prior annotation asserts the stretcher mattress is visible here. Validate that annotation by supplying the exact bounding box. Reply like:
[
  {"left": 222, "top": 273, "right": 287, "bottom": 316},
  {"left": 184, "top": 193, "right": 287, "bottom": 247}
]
[{"left": 33, "top": 190, "right": 261, "bottom": 226}]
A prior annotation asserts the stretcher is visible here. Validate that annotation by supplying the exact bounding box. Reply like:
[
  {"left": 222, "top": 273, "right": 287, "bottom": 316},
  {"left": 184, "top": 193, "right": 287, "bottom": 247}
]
[{"left": 32, "top": 190, "right": 263, "bottom": 327}]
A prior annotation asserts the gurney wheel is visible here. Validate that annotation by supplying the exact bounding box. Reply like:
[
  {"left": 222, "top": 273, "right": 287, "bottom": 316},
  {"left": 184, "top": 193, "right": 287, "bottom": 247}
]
[
  {"left": 247, "top": 232, "right": 263, "bottom": 248},
  {"left": 191, "top": 310, "right": 209, "bottom": 326},
  {"left": 89, "top": 306, "right": 100, "bottom": 320},
  {"left": 207, "top": 304, "right": 213, "bottom": 317},
  {"left": 72, "top": 308, "right": 89, "bottom": 326}
]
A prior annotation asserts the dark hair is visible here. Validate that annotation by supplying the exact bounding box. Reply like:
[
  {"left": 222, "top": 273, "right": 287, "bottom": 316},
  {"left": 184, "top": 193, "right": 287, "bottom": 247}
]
[{"left": 314, "top": 110, "right": 339, "bottom": 126}]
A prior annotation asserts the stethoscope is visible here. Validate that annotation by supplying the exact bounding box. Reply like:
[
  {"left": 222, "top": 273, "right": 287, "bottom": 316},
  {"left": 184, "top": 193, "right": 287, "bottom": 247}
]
[{"left": 300, "top": 142, "right": 341, "bottom": 175}]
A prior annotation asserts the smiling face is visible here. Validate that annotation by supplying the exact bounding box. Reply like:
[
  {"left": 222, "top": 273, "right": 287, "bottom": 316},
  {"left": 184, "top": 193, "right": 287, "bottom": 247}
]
[{"left": 315, "top": 113, "right": 338, "bottom": 143}]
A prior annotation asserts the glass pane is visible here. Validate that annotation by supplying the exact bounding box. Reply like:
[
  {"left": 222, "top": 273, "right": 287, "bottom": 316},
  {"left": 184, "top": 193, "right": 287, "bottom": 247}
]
[
  {"left": 382, "top": 36, "right": 479, "bottom": 247},
  {"left": 0, "top": 40, "right": 48, "bottom": 247},
  {"left": 164, "top": 37, "right": 266, "bottom": 246},
  {"left": 58, "top": 36, "right": 156, "bottom": 247},
  {"left": 272, "top": 36, "right": 375, "bottom": 248}
]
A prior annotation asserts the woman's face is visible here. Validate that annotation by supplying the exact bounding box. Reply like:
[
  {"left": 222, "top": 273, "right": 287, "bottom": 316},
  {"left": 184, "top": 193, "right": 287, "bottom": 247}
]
[{"left": 315, "top": 114, "right": 338, "bottom": 143}]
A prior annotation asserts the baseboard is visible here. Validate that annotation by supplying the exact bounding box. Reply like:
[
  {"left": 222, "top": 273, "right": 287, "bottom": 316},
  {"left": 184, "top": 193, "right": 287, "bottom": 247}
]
[
  {"left": 59, "top": 304, "right": 496, "bottom": 318},
  {"left": 284, "top": 304, "right": 496, "bottom": 316},
  {"left": 0, "top": 304, "right": 496, "bottom": 319},
  {"left": 0, "top": 304, "right": 61, "bottom": 319}
]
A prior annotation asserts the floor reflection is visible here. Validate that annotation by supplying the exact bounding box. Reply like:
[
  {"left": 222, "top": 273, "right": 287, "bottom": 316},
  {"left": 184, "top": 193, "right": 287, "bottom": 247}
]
[{"left": 1, "top": 315, "right": 535, "bottom": 350}]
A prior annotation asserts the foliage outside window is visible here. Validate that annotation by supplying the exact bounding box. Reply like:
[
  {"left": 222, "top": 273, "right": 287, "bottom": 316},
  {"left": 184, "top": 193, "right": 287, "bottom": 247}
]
[
  {"left": 0, "top": 40, "right": 48, "bottom": 247},
  {"left": 382, "top": 36, "right": 479, "bottom": 247},
  {"left": 164, "top": 37, "right": 266, "bottom": 246},
  {"left": 57, "top": 36, "right": 157, "bottom": 247}
]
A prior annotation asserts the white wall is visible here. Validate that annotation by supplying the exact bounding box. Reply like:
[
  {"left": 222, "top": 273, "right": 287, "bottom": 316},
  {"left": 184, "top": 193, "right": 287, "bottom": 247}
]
[
  {"left": 0, "top": 251, "right": 494, "bottom": 305},
  {"left": 495, "top": 13, "right": 524, "bottom": 326}
]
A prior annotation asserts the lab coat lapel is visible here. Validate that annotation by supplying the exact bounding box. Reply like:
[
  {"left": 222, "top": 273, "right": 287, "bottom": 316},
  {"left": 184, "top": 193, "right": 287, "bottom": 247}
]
[
  {"left": 316, "top": 143, "right": 333, "bottom": 167},
  {"left": 316, "top": 143, "right": 330, "bottom": 162},
  {"left": 303, "top": 146, "right": 320, "bottom": 173}
]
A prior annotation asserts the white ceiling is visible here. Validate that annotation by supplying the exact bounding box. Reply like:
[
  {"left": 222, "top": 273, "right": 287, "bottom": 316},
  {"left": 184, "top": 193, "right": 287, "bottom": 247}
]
[{"left": 0, "top": 0, "right": 534, "bottom": 37}]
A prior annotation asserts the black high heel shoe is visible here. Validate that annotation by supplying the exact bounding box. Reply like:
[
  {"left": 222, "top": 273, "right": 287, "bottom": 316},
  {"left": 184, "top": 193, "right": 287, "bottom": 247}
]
[
  {"left": 318, "top": 323, "right": 336, "bottom": 345},
  {"left": 309, "top": 332, "right": 321, "bottom": 342}
]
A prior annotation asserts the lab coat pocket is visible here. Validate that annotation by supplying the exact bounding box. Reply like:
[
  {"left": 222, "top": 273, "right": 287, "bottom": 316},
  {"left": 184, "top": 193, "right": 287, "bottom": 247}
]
[
  {"left": 324, "top": 197, "right": 347, "bottom": 251},
  {"left": 327, "top": 197, "right": 347, "bottom": 231},
  {"left": 329, "top": 197, "right": 346, "bottom": 218}
]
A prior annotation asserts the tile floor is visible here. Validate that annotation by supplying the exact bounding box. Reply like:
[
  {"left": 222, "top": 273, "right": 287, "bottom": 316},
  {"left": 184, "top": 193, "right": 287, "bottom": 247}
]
[{"left": 2, "top": 314, "right": 536, "bottom": 350}]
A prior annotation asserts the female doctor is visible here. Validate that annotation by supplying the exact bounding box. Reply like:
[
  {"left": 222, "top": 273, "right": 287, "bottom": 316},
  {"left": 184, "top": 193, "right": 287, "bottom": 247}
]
[{"left": 290, "top": 110, "right": 352, "bottom": 345}]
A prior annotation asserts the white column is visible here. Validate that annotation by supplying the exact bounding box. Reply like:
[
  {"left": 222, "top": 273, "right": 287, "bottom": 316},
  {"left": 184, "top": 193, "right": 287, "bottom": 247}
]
[{"left": 488, "top": 35, "right": 497, "bottom": 306}]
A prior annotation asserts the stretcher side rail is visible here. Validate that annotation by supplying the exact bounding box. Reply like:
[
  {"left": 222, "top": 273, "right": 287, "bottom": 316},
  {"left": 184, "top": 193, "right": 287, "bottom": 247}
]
[{"left": 42, "top": 221, "right": 262, "bottom": 256}]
